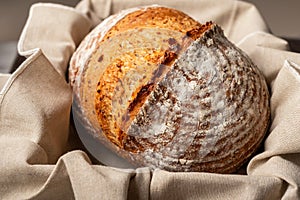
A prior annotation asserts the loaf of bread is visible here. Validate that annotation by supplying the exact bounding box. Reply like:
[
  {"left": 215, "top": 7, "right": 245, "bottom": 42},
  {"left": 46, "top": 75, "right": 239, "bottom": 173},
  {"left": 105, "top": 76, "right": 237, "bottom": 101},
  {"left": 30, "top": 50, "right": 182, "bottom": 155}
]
[{"left": 69, "top": 5, "right": 270, "bottom": 173}]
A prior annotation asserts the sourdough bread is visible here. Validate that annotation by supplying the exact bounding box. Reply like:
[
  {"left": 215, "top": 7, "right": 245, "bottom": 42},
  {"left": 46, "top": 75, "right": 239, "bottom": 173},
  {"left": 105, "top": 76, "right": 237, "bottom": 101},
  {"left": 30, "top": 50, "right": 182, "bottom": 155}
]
[{"left": 70, "top": 6, "right": 270, "bottom": 173}]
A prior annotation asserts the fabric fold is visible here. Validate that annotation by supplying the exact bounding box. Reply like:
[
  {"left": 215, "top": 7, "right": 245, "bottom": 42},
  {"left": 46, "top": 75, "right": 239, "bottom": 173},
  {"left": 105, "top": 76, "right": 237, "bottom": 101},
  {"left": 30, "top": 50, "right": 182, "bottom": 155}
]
[
  {"left": 18, "top": 3, "right": 93, "bottom": 76},
  {"left": 76, "top": 0, "right": 112, "bottom": 27},
  {"left": 0, "top": 74, "right": 10, "bottom": 90},
  {"left": 1, "top": 0, "right": 300, "bottom": 199},
  {"left": 150, "top": 169, "right": 283, "bottom": 200},
  {"left": 0, "top": 49, "right": 72, "bottom": 163}
]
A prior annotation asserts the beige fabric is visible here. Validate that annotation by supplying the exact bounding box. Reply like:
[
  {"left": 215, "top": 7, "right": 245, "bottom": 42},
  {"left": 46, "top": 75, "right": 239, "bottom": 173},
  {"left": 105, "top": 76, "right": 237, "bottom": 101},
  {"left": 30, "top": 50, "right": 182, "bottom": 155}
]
[
  {"left": 17, "top": 3, "right": 92, "bottom": 76},
  {"left": 0, "top": 0, "right": 300, "bottom": 199}
]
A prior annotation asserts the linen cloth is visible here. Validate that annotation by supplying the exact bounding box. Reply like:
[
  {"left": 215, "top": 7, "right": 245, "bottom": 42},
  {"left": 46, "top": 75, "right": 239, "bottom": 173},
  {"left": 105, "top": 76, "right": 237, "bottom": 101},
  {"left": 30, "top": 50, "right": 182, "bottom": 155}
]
[{"left": 1, "top": 0, "right": 300, "bottom": 199}]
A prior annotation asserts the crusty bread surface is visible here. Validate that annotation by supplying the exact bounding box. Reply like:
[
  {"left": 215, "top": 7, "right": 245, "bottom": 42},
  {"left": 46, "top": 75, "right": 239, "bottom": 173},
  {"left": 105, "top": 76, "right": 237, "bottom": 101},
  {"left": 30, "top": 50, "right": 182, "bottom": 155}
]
[{"left": 70, "top": 6, "right": 270, "bottom": 173}]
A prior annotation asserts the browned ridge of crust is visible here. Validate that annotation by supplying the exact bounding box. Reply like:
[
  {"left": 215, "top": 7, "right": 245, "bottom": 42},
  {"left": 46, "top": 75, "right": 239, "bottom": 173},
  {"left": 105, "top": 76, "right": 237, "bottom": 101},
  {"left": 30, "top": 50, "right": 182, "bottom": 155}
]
[{"left": 94, "top": 7, "right": 213, "bottom": 148}]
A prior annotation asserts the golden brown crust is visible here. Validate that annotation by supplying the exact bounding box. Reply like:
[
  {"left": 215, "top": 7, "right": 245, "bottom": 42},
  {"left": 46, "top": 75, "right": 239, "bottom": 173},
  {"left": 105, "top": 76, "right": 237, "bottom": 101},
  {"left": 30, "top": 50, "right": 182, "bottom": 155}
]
[
  {"left": 71, "top": 6, "right": 270, "bottom": 174},
  {"left": 102, "top": 7, "right": 202, "bottom": 41}
]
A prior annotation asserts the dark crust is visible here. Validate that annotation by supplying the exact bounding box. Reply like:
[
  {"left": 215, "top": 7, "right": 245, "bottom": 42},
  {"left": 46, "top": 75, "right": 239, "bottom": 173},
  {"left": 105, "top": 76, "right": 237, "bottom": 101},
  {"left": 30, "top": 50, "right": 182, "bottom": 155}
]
[
  {"left": 185, "top": 21, "right": 214, "bottom": 40},
  {"left": 128, "top": 83, "right": 155, "bottom": 113},
  {"left": 181, "top": 21, "right": 214, "bottom": 48},
  {"left": 121, "top": 50, "right": 179, "bottom": 147},
  {"left": 121, "top": 24, "right": 215, "bottom": 140}
]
